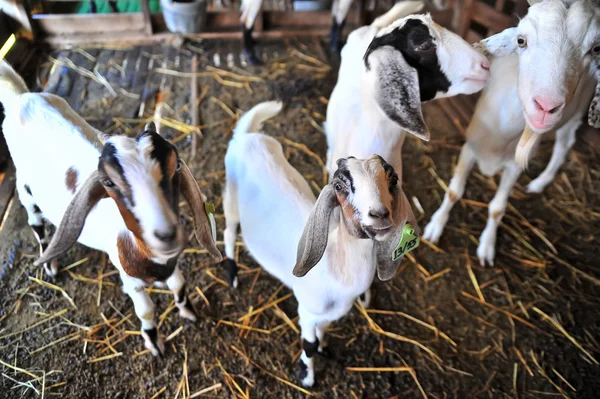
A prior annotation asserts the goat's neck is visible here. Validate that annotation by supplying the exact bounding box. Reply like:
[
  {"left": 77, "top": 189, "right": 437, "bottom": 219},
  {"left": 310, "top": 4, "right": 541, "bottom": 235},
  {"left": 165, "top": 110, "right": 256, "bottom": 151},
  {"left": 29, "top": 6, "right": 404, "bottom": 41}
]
[
  {"left": 116, "top": 230, "right": 178, "bottom": 283},
  {"left": 325, "top": 210, "right": 376, "bottom": 286}
]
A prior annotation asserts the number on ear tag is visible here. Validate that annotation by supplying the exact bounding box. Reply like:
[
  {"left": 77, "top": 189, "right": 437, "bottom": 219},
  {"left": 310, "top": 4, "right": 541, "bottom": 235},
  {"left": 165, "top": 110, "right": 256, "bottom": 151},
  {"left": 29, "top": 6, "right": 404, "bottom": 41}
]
[
  {"left": 391, "top": 223, "right": 419, "bottom": 261},
  {"left": 205, "top": 202, "right": 217, "bottom": 243}
]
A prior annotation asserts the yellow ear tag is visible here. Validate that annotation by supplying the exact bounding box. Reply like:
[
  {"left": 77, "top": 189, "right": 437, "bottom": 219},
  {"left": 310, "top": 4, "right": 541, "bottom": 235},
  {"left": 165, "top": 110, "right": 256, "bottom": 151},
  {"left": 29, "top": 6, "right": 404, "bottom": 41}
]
[
  {"left": 205, "top": 202, "right": 217, "bottom": 243},
  {"left": 392, "top": 223, "right": 419, "bottom": 261}
]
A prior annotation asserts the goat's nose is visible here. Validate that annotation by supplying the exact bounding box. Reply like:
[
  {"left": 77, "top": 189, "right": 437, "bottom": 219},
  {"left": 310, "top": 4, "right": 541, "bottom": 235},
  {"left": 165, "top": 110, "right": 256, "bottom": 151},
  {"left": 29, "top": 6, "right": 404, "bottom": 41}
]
[
  {"left": 480, "top": 61, "right": 490, "bottom": 71},
  {"left": 154, "top": 227, "right": 177, "bottom": 242},
  {"left": 368, "top": 208, "right": 390, "bottom": 220},
  {"left": 533, "top": 97, "right": 564, "bottom": 114}
]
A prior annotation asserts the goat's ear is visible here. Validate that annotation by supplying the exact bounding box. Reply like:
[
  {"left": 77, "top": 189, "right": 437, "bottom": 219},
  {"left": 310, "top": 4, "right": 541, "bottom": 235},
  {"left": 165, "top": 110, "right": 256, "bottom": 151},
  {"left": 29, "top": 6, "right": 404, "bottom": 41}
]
[
  {"left": 588, "top": 63, "right": 600, "bottom": 128},
  {"left": 363, "top": 46, "right": 430, "bottom": 141},
  {"left": 179, "top": 161, "right": 223, "bottom": 261},
  {"left": 472, "top": 27, "right": 518, "bottom": 57},
  {"left": 293, "top": 185, "right": 337, "bottom": 277},
  {"left": 34, "top": 171, "right": 107, "bottom": 267},
  {"left": 375, "top": 188, "right": 419, "bottom": 281}
]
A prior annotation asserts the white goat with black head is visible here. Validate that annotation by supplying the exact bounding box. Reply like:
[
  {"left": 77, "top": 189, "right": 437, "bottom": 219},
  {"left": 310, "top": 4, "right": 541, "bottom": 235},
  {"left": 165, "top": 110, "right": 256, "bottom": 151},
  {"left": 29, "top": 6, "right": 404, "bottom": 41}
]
[
  {"left": 326, "top": 2, "right": 492, "bottom": 179},
  {"left": 222, "top": 101, "right": 419, "bottom": 387},
  {"left": 240, "top": 0, "right": 358, "bottom": 64},
  {"left": 0, "top": 61, "right": 222, "bottom": 356},
  {"left": 424, "top": 0, "right": 600, "bottom": 266}
]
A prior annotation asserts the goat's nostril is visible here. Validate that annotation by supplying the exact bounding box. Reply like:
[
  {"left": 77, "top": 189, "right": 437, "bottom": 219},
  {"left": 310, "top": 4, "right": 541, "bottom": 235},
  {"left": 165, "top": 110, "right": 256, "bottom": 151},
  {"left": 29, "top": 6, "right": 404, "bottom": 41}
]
[
  {"left": 533, "top": 97, "right": 564, "bottom": 114},
  {"left": 481, "top": 62, "right": 490, "bottom": 71},
  {"left": 154, "top": 227, "right": 177, "bottom": 242},
  {"left": 368, "top": 209, "right": 390, "bottom": 219}
]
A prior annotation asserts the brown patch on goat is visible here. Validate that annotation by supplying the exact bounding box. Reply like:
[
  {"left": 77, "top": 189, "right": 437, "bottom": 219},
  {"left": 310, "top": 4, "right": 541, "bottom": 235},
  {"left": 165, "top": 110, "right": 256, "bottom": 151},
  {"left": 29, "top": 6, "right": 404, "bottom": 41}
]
[
  {"left": 492, "top": 210, "right": 503, "bottom": 221},
  {"left": 103, "top": 163, "right": 132, "bottom": 200},
  {"left": 65, "top": 167, "right": 79, "bottom": 194},
  {"left": 448, "top": 190, "right": 457, "bottom": 202},
  {"left": 107, "top": 190, "right": 144, "bottom": 239},
  {"left": 117, "top": 232, "right": 176, "bottom": 283},
  {"left": 336, "top": 192, "right": 363, "bottom": 235}
]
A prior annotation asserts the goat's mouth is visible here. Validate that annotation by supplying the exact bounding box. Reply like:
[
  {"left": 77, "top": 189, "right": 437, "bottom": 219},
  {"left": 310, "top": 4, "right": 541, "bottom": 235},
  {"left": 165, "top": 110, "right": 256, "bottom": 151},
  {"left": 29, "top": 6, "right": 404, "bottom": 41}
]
[
  {"left": 363, "top": 224, "right": 393, "bottom": 239},
  {"left": 151, "top": 246, "right": 183, "bottom": 259}
]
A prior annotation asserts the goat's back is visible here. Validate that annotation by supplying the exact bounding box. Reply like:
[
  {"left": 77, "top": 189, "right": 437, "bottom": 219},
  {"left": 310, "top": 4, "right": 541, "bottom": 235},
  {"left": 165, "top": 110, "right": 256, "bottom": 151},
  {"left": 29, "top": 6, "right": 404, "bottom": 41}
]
[{"left": 225, "top": 133, "right": 315, "bottom": 286}]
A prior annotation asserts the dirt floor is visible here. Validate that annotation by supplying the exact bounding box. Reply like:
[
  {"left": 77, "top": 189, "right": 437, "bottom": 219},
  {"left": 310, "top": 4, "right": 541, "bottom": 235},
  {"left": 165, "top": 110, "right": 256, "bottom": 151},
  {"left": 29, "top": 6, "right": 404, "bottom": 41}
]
[{"left": 1, "top": 37, "right": 600, "bottom": 399}]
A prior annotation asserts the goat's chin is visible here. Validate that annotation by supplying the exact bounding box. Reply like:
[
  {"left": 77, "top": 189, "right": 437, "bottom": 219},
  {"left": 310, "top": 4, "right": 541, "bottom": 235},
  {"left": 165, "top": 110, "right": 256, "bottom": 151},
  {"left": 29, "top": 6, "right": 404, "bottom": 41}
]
[{"left": 150, "top": 246, "right": 183, "bottom": 260}]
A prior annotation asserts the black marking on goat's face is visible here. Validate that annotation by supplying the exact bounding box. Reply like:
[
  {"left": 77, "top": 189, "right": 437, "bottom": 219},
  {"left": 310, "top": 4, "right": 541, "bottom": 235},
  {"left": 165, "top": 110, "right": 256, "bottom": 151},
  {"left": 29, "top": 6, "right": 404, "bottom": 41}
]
[
  {"left": 98, "top": 131, "right": 184, "bottom": 258},
  {"left": 333, "top": 156, "right": 397, "bottom": 239},
  {"left": 33, "top": 204, "right": 42, "bottom": 214},
  {"left": 364, "top": 18, "right": 450, "bottom": 101},
  {"left": 24, "top": 185, "right": 32, "bottom": 196}
]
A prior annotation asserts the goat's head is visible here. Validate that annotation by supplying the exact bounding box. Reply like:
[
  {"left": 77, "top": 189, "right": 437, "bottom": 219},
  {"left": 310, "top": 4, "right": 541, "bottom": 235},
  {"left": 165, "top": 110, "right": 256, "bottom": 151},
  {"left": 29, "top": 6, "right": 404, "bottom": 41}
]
[
  {"left": 478, "top": 0, "right": 600, "bottom": 132},
  {"left": 35, "top": 123, "right": 222, "bottom": 267},
  {"left": 294, "top": 155, "right": 418, "bottom": 281},
  {"left": 362, "top": 14, "right": 491, "bottom": 141}
]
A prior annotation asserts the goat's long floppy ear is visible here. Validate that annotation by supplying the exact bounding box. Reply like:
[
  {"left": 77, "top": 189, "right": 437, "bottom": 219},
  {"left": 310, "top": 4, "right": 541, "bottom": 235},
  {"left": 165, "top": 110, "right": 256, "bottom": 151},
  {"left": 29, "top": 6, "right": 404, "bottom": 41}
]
[
  {"left": 472, "top": 27, "right": 518, "bottom": 57},
  {"left": 363, "top": 45, "right": 430, "bottom": 141},
  {"left": 179, "top": 161, "right": 223, "bottom": 261},
  {"left": 34, "top": 171, "right": 107, "bottom": 266},
  {"left": 588, "top": 61, "right": 600, "bottom": 128},
  {"left": 293, "top": 185, "right": 337, "bottom": 277},
  {"left": 375, "top": 188, "right": 418, "bottom": 281}
]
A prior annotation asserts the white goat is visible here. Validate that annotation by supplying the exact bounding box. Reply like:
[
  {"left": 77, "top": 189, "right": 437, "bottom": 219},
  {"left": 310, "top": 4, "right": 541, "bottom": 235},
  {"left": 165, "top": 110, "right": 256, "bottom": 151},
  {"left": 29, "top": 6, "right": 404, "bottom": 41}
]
[
  {"left": 222, "top": 101, "right": 419, "bottom": 387},
  {"left": 424, "top": 0, "right": 600, "bottom": 265},
  {"left": 240, "top": 0, "right": 358, "bottom": 64},
  {"left": 326, "top": 2, "right": 492, "bottom": 179},
  {"left": 0, "top": 61, "right": 222, "bottom": 356}
]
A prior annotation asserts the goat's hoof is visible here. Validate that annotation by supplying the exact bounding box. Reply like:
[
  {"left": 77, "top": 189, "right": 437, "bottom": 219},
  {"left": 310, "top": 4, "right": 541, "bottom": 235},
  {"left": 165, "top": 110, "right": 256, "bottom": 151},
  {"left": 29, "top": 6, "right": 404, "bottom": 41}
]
[
  {"left": 243, "top": 50, "right": 262, "bottom": 66},
  {"left": 43, "top": 260, "right": 59, "bottom": 277},
  {"left": 526, "top": 178, "right": 549, "bottom": 194},
  {"left": 223, "top": 259, "right": 239, "bottom": 289},
  {"left": 476, "top": 234, "right": 496, "bottom": 267},
  {"left": 358, "top": 289, "right": 372, "bottom": 308},
  {"left": 296, "top": 360, "right": 314, "bottom": 387},
  {"left": 423, "top": 218, "right": 445, "bottom": 245},
  {"left": 318, "top": 346, "right": 334, "bottom": 359},
  {"left": 179, "top": 299, "right": 198, "bottom": 322},
  {"left": 142, "top": 328, "right": 165, "bottom": 357}
]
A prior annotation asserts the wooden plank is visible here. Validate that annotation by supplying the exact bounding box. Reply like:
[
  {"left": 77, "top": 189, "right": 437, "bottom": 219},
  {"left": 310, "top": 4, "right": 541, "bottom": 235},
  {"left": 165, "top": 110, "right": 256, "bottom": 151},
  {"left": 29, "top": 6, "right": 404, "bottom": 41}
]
[
  {"left": 471, "top": 1, "right": 514, "bottom": 32},
  {"left": 33, "top": 13, "right": 146, "bottom": 35},
  {"left": 141, "top": 0, "right": 153, "bottom": 36},
  {"left": 190, "top": 55, "right": 199, "bottom": 157},
  {"left": 0, "top": 159, "right": 15, "bottom": 228},
  {"left": 465, "top": 29, "right": 483, "bottom": 44},
  {"left": 457, "top": 0, "right": 476, "bottom": 38}
]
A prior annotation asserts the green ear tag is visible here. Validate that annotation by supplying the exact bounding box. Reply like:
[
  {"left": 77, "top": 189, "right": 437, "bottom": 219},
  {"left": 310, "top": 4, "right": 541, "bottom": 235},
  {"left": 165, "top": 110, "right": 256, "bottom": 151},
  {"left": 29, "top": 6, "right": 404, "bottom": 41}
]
[
  {"left": 205, "top": 202, "right": 217, "bottom": 243},
  {"left": 391, "top": 223, "right": 420, "bottom": 261}
]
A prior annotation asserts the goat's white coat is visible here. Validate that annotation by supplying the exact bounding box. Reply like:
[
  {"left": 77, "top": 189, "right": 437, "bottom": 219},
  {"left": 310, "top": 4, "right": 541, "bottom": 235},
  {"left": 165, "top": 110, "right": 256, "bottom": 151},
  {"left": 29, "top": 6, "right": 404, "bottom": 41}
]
[
  {"left": 424, "top": 0, "right": 599, "bottom": 265},
  {"left": 325, "top": 4, "right": 489, "bottom": 177},
  {"left": 224, "top": 102, "right": 381, "bottom": 386},
  {"left": 0, "top": 61, "right": 192, "bottom": 354}
]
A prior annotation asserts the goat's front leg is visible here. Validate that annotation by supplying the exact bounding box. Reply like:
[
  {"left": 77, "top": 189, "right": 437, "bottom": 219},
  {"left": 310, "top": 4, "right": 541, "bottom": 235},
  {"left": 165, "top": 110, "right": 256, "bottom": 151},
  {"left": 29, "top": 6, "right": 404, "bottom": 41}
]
[
  {"left": 477, "top": 162, "right": 521, "bottom": 266},
  {"left": 297, "top": 306, "right": 319, "bottom": 387},
  {"left": 424, "top": 144, "right": 476, "bottom": 244},
  {"left": 122, "top": 278, "right": 164, "bottom": 356},
  {"left": 527, "top": 114, "right": 581, "bottom": 193},
  {"left": 166, "top": 267, "right": 197, "bottom": 322},
  {"left": 316, "top": 320, "right": 333, "bottom": 358}
]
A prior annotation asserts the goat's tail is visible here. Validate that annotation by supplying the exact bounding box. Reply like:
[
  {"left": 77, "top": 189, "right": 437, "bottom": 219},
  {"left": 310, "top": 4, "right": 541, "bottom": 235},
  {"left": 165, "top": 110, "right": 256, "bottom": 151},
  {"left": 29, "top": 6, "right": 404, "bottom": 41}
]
[
  {"left": 0, "top": 60, "right": 29, "bottom": 105},
  {"left": 233, "top": 101, "right": 283, "bottom": 138},
  {"left": 372, "top": 1, "right": 425, "bottom": 29}
]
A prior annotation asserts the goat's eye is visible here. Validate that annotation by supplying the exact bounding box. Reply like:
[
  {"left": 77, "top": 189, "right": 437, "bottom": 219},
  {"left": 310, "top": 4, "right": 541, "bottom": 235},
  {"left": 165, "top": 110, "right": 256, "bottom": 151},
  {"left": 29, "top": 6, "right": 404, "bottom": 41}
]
[
  {"left": 517, "top": 36, "right": 527, "bottom": 48},
  {"left": 593, "top": 45, "right": 600, "bottom": 54},
  {"left": 334, "top": 183, "right": 343, "bottom": 191},
  {"left": 104, "top": 179, "right": 115, "bottom": 188},
  {"left": 176, "top": 160, "right": 182, "bottom": 171},
  {"left": 416, "top": 41, "right": 433, "bottom": 52}
]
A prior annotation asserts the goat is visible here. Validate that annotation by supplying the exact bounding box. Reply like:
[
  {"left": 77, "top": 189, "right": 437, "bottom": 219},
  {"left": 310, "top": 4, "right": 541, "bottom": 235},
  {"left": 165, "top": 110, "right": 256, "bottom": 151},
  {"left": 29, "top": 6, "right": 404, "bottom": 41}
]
[
  {"left": 423, "top": 0, "right": 600, "bottom": 266},
  {"left": 325, "top": 3, "right": 491, "bottom": 180},
  {"left": 222, "top": 101, "right": 419, "bottom": 387},
  {"left": 0, "top": 61, "right": 222, "bottom": 356},
  {"left": 240, "top": 0, "right": 358, "bottom": 64}
]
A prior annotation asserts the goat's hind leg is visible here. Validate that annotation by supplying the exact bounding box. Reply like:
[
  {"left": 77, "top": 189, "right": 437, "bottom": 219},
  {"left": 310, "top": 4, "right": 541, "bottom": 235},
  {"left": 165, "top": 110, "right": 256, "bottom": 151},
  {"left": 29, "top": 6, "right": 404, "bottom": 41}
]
[
  {"left": 17, "top": 183, "right": 58, "bottom": 276},
  {"left": 166, "top": 266, "right": 197, "bottom": 322},
  {"left": 222, "top": 177, "right": 240, "bottom": 288},
  {"left": 527, "top": 115, "right": 581, "bottom": 193},
  {"left": 477, "top": 162, "right": 521, "bottom": 266},
  {"left": 424, "top": 145, "right": 476, "bottom": 244}
]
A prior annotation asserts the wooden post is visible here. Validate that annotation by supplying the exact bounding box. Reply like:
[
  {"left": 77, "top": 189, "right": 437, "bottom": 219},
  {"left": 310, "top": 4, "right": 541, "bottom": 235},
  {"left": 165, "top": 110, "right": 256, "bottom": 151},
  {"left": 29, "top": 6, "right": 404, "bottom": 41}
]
[
  {"left": 191, "top": 55, "right": 199, "bottom": 157},
  {"left": 141, "top": 0, "right": 153, "bottom": 36}
]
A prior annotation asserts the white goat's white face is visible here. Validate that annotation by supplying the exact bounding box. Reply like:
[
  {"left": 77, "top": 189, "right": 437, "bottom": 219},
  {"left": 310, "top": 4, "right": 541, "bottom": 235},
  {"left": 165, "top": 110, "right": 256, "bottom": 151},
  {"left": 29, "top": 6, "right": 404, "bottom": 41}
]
[
  {"left": 515, "top": 0, "right": 600, "bottom": 132},
  {"left": 100, "top": 133, "right": 184, "bottom": 258},
  {"left": 332, "top": 156, "right": 398, "bottom": 239}
]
